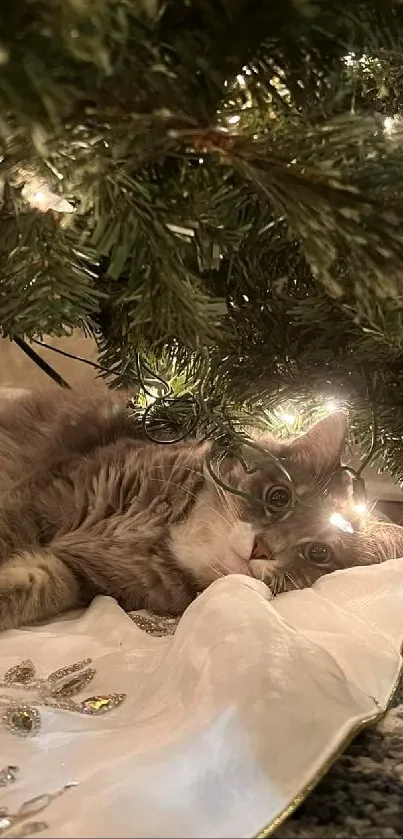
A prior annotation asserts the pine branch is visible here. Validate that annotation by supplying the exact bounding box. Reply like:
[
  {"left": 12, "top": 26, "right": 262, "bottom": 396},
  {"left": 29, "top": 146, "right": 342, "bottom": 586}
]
[
  {"left": 3, "top": 0, "right": 403, "bottom": 481},
  {"left": 0, "top": 209, "right": 101, "bottom": 338}
]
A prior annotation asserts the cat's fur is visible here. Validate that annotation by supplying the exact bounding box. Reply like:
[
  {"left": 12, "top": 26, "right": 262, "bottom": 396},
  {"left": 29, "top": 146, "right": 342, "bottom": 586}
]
[{"left": 0, "top": 388, "right": 402, "bottom": 630}]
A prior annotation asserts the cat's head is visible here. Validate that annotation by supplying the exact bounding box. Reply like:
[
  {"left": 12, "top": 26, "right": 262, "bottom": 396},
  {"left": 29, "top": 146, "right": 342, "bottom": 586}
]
[{"left": 215, "top": 411, "right": 403, "bottom": 594}]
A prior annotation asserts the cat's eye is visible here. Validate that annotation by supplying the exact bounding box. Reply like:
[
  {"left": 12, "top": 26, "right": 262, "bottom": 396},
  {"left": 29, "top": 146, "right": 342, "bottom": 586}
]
[
  {"left": 265, "top": 484, "right": 292, "bottom": 513},
  {"left": 305, "top": 542, "right": 332, "bottom": 566}
]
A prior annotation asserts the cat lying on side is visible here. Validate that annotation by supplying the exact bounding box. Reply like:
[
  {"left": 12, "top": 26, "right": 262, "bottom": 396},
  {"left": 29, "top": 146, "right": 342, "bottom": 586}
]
[{"left": 0, "top": 388, "right": 401, "bottom": 630}]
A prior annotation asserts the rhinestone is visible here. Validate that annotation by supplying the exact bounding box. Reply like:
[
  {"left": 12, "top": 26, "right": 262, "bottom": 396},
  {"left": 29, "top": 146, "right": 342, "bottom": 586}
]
[
  {"left": 79, "top": 693, "right": 126, "bottom": 715},
  {"left": 47, "top": 658, "right": 92, "bottom": 683},
  {"left": 0, "top": 764, "right": 19, "bottom": 787},
  {"left": 2, "top": 706, "right": 41, "bottom": 737},
  {"left": 49, "top": 669, "right": 96, "bottom": 698},
  {"left": 0, "top": 656, "right": 125, "bottom": 729},
  {"left": 42, "top": 696, "right": 76, "bottom": 712},
  {"left": 0, "top": 816, "right": 12, "bottom": 832},
  {"left": 4, "top": 660, "right": 36, "bottom": 685}
]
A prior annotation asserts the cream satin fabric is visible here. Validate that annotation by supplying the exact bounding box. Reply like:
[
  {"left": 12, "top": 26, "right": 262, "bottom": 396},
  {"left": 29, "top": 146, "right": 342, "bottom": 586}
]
[{"left": 1, "top": 561, "right": 403, "bottom": 838}]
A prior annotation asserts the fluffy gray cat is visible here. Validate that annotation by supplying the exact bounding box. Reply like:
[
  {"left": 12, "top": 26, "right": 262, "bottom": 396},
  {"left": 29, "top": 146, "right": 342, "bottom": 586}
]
[{"left": 0, "top": 388, "right": 402, "bottom": 630}]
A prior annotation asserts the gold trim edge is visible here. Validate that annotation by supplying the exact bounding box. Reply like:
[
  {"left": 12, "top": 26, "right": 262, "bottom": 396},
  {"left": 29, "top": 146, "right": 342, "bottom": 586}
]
[{"left": 255, "top": 654, "right": 403, "bottom": 839}]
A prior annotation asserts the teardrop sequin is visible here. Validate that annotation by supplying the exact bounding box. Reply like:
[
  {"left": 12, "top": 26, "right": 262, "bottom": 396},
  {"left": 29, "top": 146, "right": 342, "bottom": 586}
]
[
  {"left": 79, "top": 693, "right": 126, "bottom": 715},
  {"left": 130, "top": 612, "right": 179, "bottom": 637},
  {"left": 49, "top": 669, "right": 96, "bottom": 698},
  {"left": 19, "top": 794, "right": 52, "bottom": 817},
  {"left": 2, "top": 706, "right": 40, "bottom": 737},
  {"left": 4, "top": 660, "right": 36, "bottom": 685}
]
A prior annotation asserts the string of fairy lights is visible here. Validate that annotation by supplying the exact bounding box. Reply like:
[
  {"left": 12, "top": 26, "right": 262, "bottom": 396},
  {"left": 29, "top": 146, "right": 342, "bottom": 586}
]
[
  {"left": 8, "top": 50, "right": 388, "bottom": 534},
  {"left": 12, "top": 47, "right": 401, "bottom": 221},
  {"left": 15, "top": 332, "right": 376, "bottom": 540}
]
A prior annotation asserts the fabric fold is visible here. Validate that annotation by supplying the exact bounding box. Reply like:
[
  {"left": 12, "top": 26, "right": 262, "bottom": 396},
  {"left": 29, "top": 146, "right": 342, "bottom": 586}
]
[{"left": 0, "top": 561, "right": 402, "bottom": 838}]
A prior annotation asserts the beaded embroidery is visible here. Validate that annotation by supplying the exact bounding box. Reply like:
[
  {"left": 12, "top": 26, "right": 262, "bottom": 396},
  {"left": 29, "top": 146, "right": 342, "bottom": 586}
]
[
  {"left": 129, "top": 611, "right": 179, "bottom": 637},
  {"left": 0, "top": 659, "right": 126, "bottom": 737},
  {"left": 0, "top": 777, "right": 77, "bottom": 837}
]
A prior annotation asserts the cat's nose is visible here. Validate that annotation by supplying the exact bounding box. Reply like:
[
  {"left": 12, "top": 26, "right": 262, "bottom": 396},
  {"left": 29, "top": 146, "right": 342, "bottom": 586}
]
[{"left": 251, "top": 536, "right": 271, "bottom": 559}]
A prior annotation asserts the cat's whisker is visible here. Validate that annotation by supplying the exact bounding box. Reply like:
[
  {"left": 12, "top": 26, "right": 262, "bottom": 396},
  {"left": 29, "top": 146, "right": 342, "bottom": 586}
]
[
  {"left": 148, "top": 476, "right": 236, "bottom": 529},
  {"left": 284, "top": 569, "right": 301, "bottom": 591},
  {"left": 212, "top": 485, "right": 239, "bottom": 523},
  {"left": 208, "top": 558, "right": 235, "bottom": 577},
  {"left": 268, "top": 574, "right": 280, "bottom": 595},
  {"left": 2, "top": 388, "right": 395, "bottom": 633},
  {"left": 209, "top": 546, "right": 253, "bottom": 578},
  {"left": 190, "top": 521, "right": 233, "bottom": 544},
  {"left": 296, "top": 480, "right": 325, "bottom": 511},
  {"left": 208, "top": 488, "right": 240, "bottom": 527},
  {"left": 217, "top": 555, "right": 243, "bottom": 575},
  {"left": 214, "top": 483, "right": 239, "bottom": 523}
]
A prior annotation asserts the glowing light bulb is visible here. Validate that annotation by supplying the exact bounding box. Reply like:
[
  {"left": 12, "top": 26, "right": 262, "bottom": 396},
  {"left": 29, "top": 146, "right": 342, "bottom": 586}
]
[
  {"left": 343, "top": 52, "right": 356, "bottom": 67},
  {"left": 279, "top": 412, "right": 297, "bottom": 426},
  {"left": 22, "top": 180, "right": 74, "bottom": 213},
  {"left": 329, "top": 512, "right": 354, "bottom": 534},
  {"left": 353, "top": 501, "right": 367, "bottom": 515},
  {"left": 33, "top": 189, "right": 46, "bottom": 207},
  {"left": 227, "top": 115, "right": 240, "bottom": 125},
  {"left": 324, "top": 399, "right": 339, "bottom": 414},
  {"left": 384, "top": 116, "right": 399, "bottom": 136}
]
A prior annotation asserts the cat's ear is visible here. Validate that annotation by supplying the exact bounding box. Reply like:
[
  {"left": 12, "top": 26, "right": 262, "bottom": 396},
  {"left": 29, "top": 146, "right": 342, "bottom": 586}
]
[{"left": 287, "top": 411, "right": 348, "bottom": 475}]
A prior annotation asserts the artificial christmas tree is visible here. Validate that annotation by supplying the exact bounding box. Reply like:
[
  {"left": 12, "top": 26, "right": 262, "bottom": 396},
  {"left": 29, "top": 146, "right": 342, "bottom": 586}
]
[{"left": 2, "top": 1, "right": 403, "bottom": 477}]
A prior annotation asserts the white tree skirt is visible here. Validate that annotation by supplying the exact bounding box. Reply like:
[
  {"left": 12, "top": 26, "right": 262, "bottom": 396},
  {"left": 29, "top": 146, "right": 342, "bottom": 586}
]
[{"left": 1, "top": 561, "right": 403, "bottom": 838}]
